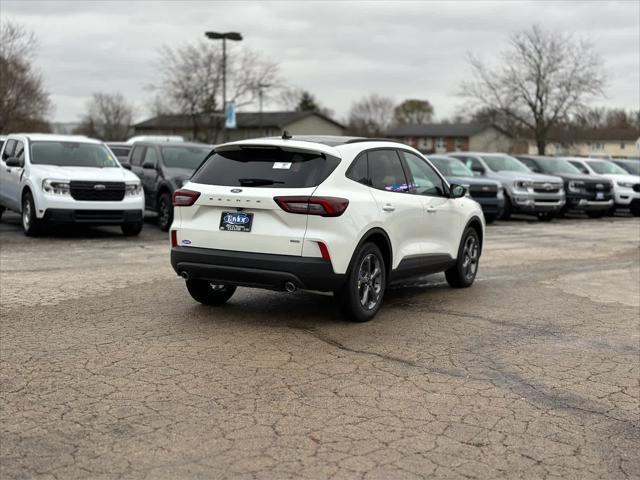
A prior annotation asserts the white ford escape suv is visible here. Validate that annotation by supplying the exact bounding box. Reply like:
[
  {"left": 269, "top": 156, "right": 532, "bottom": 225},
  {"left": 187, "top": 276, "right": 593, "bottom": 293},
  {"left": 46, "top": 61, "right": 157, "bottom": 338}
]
[
  {"left": 0, "top": 134, "right": 144, "bottom": 236},
  {"left": 170, "top": 135, "right": 485, "bottom": 321}
]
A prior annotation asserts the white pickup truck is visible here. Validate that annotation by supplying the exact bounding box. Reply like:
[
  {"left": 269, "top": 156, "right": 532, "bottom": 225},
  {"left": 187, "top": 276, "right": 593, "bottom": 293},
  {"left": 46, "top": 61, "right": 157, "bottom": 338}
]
[{"left": 0, "top": 134, "right": 144, "bottom": 236}]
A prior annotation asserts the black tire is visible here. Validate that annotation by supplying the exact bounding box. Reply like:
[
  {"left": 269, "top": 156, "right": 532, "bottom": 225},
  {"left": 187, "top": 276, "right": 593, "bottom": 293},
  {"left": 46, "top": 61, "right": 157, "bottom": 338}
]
[
  {"left": 21, "top": 191, "right": 43, "bottom": 236},
  {"left": 0, "top": 205, "right": 4, "bottom": 221},
  {"left": 500, "top": 195, "right": 512, "bottom": 220},
  {"left": 484, "top": 214, "right": 497, "bottom": 224},
  {"left": 121, "top": 221, "right": 143, "bottom": 236},
  {"left": 336, "top": 242, "right": 386, "bottom": 322},
  {"left": 586, "top": 210, "right": 605, "bottom": 219},
  {"left": 446, "top": 227, "right": 480, "bottom": 288},
  {"left": 185, "top": 279, "right": 236, "bottom": 306},
  {"left": 631, "top": 206, "right": 640, "bottom": 217},
  {"left": 157, "top": 192, "right": 173, "bottom": 232},
  {"left": 537, "top": 212, "right": 554, "bottom": 222}
]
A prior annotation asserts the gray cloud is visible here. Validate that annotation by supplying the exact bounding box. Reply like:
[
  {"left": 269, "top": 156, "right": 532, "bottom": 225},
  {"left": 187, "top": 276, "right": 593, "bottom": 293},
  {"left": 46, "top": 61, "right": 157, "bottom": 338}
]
[{"left": 3, "top": 0, "right": 638, "bottom": 123}]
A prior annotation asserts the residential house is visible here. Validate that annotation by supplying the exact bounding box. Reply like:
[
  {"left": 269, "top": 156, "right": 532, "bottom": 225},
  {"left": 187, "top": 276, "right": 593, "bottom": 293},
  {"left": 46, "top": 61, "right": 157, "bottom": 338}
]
[
  {"left": 133, "top": 111, "right": 345, "bottom": 142},
  {"left": 524, "top": 128, "right": 640, "bottom": 157},
  {"left": 387, "top": 123, "right": 513, "bottom": 153}
]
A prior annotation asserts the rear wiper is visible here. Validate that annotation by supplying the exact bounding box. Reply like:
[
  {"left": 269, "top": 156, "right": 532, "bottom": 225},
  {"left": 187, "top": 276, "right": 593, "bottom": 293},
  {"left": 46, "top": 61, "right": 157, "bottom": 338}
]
[{"left": 238, "top": 178, "right": 285, "bottom": 186}]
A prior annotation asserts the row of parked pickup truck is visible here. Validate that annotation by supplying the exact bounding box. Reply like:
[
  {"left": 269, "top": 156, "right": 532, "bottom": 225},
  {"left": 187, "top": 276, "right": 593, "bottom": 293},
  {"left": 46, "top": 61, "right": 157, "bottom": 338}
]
[{"left": 0, "top": 133, "right": 638, "bottom": 237}]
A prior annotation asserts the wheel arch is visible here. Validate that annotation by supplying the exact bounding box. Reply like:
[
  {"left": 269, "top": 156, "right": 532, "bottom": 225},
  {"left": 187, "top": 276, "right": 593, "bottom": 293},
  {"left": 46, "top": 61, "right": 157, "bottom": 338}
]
[
  {"left": 464, "top": 216, "right": 484, "bottom": 254},
  {"left": 347, "top": 227, "right": 393, "bottom": 279},
  {"left": 20, "top": 184, "right": 34, "bottom": 211}
]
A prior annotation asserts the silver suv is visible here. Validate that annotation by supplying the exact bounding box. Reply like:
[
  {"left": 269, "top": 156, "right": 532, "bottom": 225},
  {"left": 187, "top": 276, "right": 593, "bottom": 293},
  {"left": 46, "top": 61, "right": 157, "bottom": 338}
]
[{"left": 448, "top": 152, "right": 565, "bottom": 221}]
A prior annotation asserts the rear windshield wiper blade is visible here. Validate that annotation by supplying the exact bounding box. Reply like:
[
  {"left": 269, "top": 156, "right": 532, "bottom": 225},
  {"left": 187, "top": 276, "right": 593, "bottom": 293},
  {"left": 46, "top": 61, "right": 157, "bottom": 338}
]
[{"left": 238, "top": 178, "right": 285, "bottom": 186}]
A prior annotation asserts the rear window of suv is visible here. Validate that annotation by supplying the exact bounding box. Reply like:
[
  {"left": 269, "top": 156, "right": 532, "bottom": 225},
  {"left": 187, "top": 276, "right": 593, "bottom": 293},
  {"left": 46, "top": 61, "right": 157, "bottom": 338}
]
[{"left": 191, "top": 147, "right": 340, "bottom": 188}]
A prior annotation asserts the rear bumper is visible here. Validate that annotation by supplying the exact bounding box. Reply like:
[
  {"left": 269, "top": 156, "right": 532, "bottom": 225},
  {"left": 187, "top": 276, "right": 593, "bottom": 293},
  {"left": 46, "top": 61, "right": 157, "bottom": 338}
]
[
  {"left": 171, "top": 247, "right": 346, "bottom": 292},
  {"left": 43, "top": 209, "right": 143, "bottom": 225}
]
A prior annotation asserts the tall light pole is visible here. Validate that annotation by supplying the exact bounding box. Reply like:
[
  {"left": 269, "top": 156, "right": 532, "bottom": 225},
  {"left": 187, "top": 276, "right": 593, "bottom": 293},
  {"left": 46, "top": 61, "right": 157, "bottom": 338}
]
[{"left": 205, "top": 31, "right": 242, "bottom": 141}]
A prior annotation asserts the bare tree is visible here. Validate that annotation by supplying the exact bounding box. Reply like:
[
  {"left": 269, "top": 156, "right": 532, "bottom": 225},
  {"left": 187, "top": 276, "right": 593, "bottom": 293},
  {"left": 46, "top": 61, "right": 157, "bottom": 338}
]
[
  {"left": 347, "top": 94, "right": 395, "bottom": 137},
  {"left": 150, "top": 41, "right": 281, "bottom": 142},
  {"left": 0, "top": 20, "right": 52, "bottom": 132},
  {"left": 75, "top": 93, "right": 134, "bottom": 140},
  {"left": 461, "top": 25, "right": 605, "bottom": 154},
  {"left": 393, "top": 99, "right": 434, "bottom": 125}
]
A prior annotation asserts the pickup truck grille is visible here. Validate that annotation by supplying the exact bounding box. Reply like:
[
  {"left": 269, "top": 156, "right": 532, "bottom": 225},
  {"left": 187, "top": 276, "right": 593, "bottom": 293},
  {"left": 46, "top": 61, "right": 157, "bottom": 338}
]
[
  {"left": 469, "top": 185, "right": 498, "bottom": 198},
  {"left": 584, "top": 182, "right": 612, "bottom": 193},
  {"left": 70, "top": 181, "right": 125, "bottom": 201},
  {"left": 532, "top": 182, "right": 563, "bottom": 194}
]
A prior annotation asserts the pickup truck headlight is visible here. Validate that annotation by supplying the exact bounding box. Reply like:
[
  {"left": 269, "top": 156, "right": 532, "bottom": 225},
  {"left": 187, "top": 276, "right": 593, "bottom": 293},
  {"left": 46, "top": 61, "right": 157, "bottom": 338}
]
[
  {"left": 568, "top": 180, "right": 585, "bottom": 193},
  {"left": 514, "top": 180, "right": 532, "bottom": 190},
  {"left": 125, "top": 182, "right": 143, "bottom": 196},
  {"left": 42, "top": 179, "right": 70, "bottom": 196},
  {"left": 617, "top": 181, "right": 634, "bottom": 188}
]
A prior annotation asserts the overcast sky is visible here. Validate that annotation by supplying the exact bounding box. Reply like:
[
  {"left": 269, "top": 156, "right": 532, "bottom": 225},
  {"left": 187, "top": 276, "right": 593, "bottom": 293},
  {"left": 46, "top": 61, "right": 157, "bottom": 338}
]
[{"left": 3, "top": 0, "right": 639, "bottom": 124}]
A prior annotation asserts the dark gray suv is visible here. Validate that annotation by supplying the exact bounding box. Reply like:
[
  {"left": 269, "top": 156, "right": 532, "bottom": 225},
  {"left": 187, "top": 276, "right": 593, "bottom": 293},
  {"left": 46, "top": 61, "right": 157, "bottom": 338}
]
[{"left": 124, "top": 141, "right": 213, "bottom": 230}]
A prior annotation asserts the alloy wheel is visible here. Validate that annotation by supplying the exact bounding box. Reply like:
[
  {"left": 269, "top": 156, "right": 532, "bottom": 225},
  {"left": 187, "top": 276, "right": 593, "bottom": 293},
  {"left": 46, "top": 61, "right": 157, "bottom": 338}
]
[
  {"left": 461, "top": 235, "right": 479, "bottom": 281},
  {"left": 358, "top": 253, "right": 383, "bottom": 310}
]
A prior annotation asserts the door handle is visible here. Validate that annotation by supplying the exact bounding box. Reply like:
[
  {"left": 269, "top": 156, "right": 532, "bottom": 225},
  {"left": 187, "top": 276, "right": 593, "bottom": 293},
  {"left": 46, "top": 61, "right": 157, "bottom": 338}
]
[
  {"left": 382, "top": 204, "right": 395, "bottom": 212},
  {"left": 426, "top": 206, "right": 437, "bottom": 213}
]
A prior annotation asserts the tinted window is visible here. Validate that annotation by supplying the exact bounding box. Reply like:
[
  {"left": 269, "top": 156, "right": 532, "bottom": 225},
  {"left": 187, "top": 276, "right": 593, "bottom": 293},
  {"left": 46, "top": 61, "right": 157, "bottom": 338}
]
[
  {"left": 130, "top": 146, "right": 146, "bottom": 166},
  {"left": 569, "top": 161, "right": 589, "bottom": 174},
  {"left": 615, "top": 161, "right": 640, "bottom": 175},
  {"left": 161, "top": 145, "right": 212, "bottom": 170},
  {"left": 143, "top": 146, "right": 159, "bottom": 167},
  {"left": 346, "top": 153, "right": 369, "bottom": 185},
  {"left": 457, "top": 156, "right": 485, "bottom": 173},
  {"left": 191, "top": 147, "right": 340, "bottom": 188},
  {"left": 14, "top": 141, "right": 25, "bottom": 160},
  {"left": 2, "top": 139, "right": 16, "bottom": 160},
  {"left": 30, "top": 142, "right": 119, "bottom": 167},
  {"left": 109, "top": 147, "right": 131, "bottom": 159},
  {"left": 401, "top": 151, "right": 447, "bottom": 197},
  {"left": 368, "top": 149, "right": 410, "bottom": 193}
]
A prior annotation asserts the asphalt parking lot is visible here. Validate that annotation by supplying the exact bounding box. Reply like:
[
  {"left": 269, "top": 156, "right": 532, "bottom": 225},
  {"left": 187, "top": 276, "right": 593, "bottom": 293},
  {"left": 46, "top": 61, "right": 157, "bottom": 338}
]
[{"left": 1, "top": 212, "right": 639, "bottom": 479}]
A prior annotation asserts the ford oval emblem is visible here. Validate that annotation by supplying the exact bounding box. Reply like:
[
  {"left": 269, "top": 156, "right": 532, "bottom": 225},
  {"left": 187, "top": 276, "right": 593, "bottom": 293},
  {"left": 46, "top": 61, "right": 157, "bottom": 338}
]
[
  {"left": 230, "top": 188, "right": 243, "bottom": 193},
  {"left": 596, "top": 183, "right": 603, "bottom": 190},
  {"left": 181, "top": 239, "right": 192, "bottom": 245}
]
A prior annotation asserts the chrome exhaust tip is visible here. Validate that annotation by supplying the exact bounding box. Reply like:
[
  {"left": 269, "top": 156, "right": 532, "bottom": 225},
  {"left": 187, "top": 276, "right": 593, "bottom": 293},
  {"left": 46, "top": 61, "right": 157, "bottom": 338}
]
[
  {"left": 284, "top": 281, "right": 297, "bottom": 293},
  {"left": 180, "top": 271, "right": 189, "bottom": 280}
]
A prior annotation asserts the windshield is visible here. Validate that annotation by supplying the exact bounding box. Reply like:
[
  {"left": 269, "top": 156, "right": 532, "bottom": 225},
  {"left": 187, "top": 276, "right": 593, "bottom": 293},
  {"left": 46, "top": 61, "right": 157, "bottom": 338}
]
[
  {"left": 30, "top": 141, "right": 120, "bottom": 167},
  {"left": 615, "top": 161, "right": 640, "bottom": 175},
  {"left": 481, "top": 154, "right": 530, "bottom": 173},
  {"left": 586, "top": 160, "right": 628, "bottom": 175},
  {"left": 161, "top": 145, "right": 212, "bottom": 170},
  {"left": 430, "top": 157, "right": 473, "bottom": 177},
  {"left": 535, "top": 157, "right": 582, "bottom": 175},
  {"left": 191, "top": 147, "right": 340, "bottom": 188}
]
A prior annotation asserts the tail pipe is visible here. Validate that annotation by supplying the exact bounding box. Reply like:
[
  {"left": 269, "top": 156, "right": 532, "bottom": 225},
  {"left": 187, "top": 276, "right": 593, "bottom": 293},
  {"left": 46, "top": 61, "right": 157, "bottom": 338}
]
[{"left": 284, "top": 281, "right": 297, "bottom": 293}]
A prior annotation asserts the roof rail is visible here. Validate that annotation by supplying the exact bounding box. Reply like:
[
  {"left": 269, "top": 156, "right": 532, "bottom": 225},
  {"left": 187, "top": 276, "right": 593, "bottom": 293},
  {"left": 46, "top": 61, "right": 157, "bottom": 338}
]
[{"left": 344, "top": 137, "right": 400, "bottom": 144}]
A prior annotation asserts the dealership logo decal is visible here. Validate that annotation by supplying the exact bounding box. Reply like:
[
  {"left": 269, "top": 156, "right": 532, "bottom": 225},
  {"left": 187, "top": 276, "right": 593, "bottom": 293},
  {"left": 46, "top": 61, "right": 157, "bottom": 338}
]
[
  {"left": 223, "top": 213, "right": 250, "bottom": 225},
  {"left": 94, "top": 184, "right": 106, "bottom": 190}
]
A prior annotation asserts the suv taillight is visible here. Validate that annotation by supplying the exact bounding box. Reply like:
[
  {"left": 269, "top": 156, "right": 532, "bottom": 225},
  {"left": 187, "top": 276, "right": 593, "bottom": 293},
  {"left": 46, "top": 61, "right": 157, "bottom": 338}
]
[
  {"left": 173, "top": 189, "right": 200, "bottom": 206},
  {"left": 274, "top": 196, "right": 349, "bottom": 217}
]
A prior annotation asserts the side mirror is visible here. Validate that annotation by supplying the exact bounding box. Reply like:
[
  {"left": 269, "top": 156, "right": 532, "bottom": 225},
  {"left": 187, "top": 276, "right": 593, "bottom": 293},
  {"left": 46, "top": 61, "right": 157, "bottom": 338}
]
[
  {"left": 5, "top": 157, "right": 23, "bottom": 168},
  {"left": 142, "top": 161, "right": 156, "bottom": 170},
  {"left": 121, "top": 163, "right": 132, "bottom": 170},
  {"left": 449, "top": 184, "right": 467, "bottom": 199}
]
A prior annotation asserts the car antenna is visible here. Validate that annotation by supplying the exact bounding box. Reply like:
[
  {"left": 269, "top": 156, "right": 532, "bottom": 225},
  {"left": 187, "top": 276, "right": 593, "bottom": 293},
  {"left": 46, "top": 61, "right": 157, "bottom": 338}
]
[{"left": 282, "top": 130, "right": 292, "bottom": 140}]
